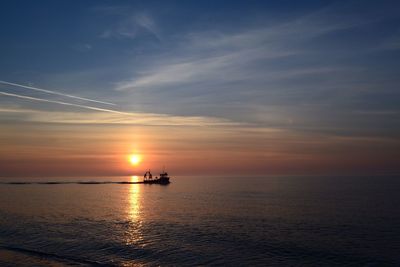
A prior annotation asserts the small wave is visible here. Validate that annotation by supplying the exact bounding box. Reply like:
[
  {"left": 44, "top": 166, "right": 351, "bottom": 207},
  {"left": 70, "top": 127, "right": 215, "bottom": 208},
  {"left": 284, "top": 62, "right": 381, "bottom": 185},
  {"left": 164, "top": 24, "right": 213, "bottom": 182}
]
[{"left": 0, "top": 245, "right": 108, "bottom": 266}]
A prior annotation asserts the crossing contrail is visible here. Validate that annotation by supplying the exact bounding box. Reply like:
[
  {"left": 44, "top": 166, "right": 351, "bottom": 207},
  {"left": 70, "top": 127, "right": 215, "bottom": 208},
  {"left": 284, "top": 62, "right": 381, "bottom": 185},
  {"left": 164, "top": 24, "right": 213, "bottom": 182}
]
[
  {"left": 0, "top": 91, "right": 130, "bottom": 115},
  {"left": 0, "top": 80, "right": 115, "bottom": 106}
]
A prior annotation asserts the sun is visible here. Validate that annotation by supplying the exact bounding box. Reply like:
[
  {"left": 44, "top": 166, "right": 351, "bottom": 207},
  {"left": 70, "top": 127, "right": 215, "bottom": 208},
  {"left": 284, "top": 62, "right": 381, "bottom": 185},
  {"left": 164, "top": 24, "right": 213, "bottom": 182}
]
[{"left": 129, "top": 154, "right": 141, "bottom": 166}]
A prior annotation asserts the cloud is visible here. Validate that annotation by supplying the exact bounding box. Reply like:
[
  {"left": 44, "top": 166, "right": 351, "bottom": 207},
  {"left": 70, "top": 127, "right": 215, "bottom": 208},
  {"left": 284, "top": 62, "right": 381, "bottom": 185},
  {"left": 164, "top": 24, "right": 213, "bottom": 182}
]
[
  {"left": 0, "top": 91, "right": 125, "bottom": 114},
  {"left": 109, "top": 1, "right": 400, "bottom": 137},
  {"left": 376, "top": 33, "right": 400, "bottom": 51},
  {"left": 134, "top": 13, "right": 160, "bottom": 39},
  {"left": 72, "top": 43, "right": 93, "bottom": 52},
  {"left": 114, "top": 6, "right": 374, "bottom": 92},
  {"left": 353, "top": 110, "right": 399, "bottom": 115},
  {"left": 0, "top": 92, "right": 237, "bottom": 126},
  {"left": 100, "top": 12, "right": 160, "bottom": 40},
  {"left": 0, "top": 80, "right": 115, "bottom": 105}
]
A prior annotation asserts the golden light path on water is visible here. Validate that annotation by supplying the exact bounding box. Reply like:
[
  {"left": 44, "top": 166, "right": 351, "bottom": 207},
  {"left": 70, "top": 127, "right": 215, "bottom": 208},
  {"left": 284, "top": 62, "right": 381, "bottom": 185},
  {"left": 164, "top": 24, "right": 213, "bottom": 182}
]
[{"left": 126, "top": 175, "right": 144, "bottom": 246}]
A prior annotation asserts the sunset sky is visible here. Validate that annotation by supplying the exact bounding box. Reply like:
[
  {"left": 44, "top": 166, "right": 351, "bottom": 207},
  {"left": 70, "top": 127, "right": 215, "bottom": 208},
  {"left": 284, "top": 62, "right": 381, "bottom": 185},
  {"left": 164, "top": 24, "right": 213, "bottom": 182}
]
[{"left": 1, "top": 0, "right": 400, "bottom": 176}]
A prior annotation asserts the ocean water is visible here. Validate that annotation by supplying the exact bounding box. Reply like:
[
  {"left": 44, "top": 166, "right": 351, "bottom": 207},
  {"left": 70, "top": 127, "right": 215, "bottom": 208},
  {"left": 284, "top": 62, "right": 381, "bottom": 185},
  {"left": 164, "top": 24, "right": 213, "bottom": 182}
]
[{"left": 0, "top": 175, "right": 399, "bottom": 266}]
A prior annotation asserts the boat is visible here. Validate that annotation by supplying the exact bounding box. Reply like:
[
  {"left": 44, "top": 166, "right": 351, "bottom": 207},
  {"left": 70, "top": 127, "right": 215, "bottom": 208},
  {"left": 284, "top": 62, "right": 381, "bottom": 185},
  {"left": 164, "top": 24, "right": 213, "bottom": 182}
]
[{"left": 143, "top": 169, "right": 171, "bottom": 185}]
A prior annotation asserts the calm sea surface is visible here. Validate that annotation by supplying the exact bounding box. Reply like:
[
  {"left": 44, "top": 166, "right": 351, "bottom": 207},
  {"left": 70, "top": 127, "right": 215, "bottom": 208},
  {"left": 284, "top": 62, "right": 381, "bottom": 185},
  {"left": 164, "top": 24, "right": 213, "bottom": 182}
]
[{"left": 0, "top": 175, "right": 399, "bottom": 266}]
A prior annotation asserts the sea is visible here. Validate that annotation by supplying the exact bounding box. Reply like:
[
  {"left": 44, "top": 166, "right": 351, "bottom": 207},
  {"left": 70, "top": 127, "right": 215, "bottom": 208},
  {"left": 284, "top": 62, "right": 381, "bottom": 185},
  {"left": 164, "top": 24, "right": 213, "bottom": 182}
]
[{"left": 0, "top": 175, "right": 399, "bottom": 266}]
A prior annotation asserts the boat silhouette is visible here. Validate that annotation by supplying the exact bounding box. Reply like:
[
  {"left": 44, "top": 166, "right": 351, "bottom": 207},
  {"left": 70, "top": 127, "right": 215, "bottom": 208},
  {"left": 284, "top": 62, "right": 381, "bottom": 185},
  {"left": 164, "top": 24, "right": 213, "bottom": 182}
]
[{"left": 143, "top": 169, "right": 170, "bottom": 185}]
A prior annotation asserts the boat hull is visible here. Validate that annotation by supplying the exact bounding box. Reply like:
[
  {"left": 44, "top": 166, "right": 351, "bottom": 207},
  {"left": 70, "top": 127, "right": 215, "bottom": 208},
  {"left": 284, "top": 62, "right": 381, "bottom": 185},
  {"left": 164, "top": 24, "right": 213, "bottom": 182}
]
[{"left": 143, "top": 178, "right": 170, "bottom": 185}]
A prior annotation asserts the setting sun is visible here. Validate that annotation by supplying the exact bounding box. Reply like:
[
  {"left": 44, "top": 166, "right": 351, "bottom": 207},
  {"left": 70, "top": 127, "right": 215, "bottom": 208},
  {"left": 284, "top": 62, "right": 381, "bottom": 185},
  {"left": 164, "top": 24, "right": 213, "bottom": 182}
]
[{"left": 129, "top": 154, "right": 141, "bottom": 166}]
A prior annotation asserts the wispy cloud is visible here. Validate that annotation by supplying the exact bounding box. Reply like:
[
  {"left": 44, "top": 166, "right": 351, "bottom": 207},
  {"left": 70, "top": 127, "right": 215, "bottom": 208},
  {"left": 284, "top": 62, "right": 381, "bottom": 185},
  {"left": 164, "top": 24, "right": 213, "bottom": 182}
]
[
  {"left": 0, "top": 108, "right": 236, "bottom": 126},
  {"left": 376, "top": 32, "right": 400, "bottom": 51},
  {"left": 134, "top": 13, "right": 160, "bottom": 39},
  {"left": 0, "top": 92, "right": 237, "bottom": 126},
  {"left": 0, "top": 91, "right": 124, "bottom": 114},
  {"left": 100, "top": 12, "right": 160, "bottom": 40},
  {"left": 72, "top": 43, "right": 93, "bottom": 52},
  {"left": 110, "top": 1, "right": 399, "bottom": 138},
  {"left": 114, "top": 7, "right": 371, "bottom": 92},
  {"left": 0, "top": 80, "right": 115, "bottom": 105}
]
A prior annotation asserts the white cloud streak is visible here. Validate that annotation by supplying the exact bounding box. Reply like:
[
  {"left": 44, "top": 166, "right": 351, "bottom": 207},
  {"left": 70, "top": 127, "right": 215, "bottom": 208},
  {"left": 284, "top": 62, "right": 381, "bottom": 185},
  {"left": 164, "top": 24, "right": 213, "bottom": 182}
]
[
  {"left": 0, "top": 92, "right": 237, "bottom": 126},
  {"left": 0, "top": 91, "right": 127, "bottom": 114},
  {"left": 0, "top": 80, "right": 115, "bottom": 105},
  {"left": 114, "top": 9, "right": 367, "bottom": 92},
  {"left": 100, "top": 13, "right": 160, "bottom": 40}
]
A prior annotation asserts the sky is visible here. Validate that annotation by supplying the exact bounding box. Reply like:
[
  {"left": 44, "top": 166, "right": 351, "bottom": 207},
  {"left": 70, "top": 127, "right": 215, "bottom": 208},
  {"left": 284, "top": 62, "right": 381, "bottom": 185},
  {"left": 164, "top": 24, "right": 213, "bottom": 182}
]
[{"left": 0, "top": 0, "right": 400, "bottom": 176}]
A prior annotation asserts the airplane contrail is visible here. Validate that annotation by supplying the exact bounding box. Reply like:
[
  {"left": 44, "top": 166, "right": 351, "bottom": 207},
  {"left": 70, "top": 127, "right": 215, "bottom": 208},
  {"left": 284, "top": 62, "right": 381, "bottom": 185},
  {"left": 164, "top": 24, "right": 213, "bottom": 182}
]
[
  {"left": 0, "top": 80, "right": 115, "bottom": 106},
  {"left": 0, "top": 91, "right": 130, "bottom": 115}
]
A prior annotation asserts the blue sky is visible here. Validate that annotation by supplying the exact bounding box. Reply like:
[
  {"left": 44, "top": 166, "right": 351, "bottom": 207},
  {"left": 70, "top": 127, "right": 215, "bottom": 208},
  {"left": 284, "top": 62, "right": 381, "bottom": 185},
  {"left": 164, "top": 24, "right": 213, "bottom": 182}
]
[{"left": 0, "top": 0, "right": 400, "bottom": 175}]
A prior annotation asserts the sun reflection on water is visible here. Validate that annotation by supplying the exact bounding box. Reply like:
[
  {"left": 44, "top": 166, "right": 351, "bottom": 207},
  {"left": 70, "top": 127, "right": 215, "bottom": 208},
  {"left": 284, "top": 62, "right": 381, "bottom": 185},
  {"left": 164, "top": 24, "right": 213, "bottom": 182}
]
[
  {"left": 128, "top": 175, "right": 141, "bottom": 221},
  {"left": 125, "top": 175, "right": 144, "bottom": 246}
]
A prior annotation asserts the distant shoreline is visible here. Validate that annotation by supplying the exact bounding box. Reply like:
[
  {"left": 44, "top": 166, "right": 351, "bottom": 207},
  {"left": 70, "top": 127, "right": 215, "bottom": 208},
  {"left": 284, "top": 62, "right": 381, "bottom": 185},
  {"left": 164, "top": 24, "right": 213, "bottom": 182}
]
[{"left": 0, "top": 181, "right": 144, "bottom": 185}]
